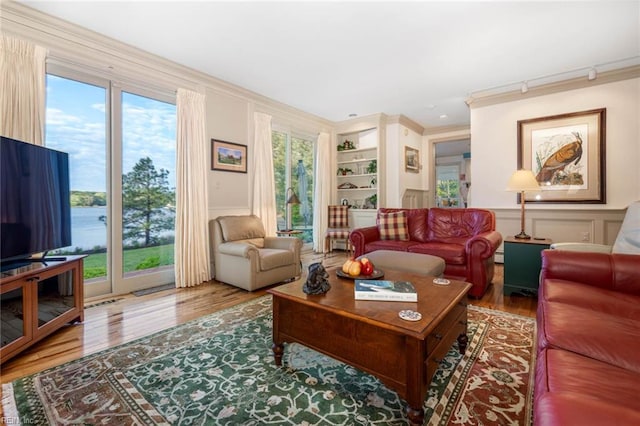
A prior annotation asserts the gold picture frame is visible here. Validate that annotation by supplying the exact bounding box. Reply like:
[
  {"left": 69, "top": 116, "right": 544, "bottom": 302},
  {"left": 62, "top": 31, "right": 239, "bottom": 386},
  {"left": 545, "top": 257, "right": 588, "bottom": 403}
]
[
  {"left": 211, "top": 139, "right": 247, "bottom": 173},
  {"left": 405, "top": 146, "right": 419, "bottom": 173},
  {"left": 517, "top": 108, "right": 606, "bottom": 203}
]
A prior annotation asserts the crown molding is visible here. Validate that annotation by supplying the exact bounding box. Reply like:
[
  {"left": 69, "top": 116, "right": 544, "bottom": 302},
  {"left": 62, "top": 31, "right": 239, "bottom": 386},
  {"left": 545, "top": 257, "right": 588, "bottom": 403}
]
[
  {"left": 422, "top": 124, "right": 470, "bottom": 136},
  {"left": 334, "top": 113, "right": 388, "bottom": 135},
  {"left": 386, "top": 115, "right": 424, "bottom": 135},
  {"left": 1, "top": 1, "right": 333, "bottom": 129},
  {"left": 466, "top": 65, "right": 640, "bottom": 109}
]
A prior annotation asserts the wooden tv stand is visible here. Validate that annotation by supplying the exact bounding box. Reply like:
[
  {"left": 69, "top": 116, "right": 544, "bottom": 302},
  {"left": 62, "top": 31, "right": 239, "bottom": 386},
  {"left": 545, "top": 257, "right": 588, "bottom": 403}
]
[{"left": 1, "top": 255, "right": 85, "bottom": 364}]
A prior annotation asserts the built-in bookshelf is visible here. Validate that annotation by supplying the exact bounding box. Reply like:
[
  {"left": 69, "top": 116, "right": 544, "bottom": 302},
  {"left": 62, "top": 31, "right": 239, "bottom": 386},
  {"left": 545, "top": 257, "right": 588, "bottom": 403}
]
[{"left": 336, "top": 128, "right": 378, "bottom": 212}]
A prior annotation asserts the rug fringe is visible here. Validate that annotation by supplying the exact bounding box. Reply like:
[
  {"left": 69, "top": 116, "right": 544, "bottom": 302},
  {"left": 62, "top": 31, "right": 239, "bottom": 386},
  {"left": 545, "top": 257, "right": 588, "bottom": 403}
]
[
  {"left": 2, "top": 383, "right": 20, "bottom": 422},
  {"left": 427, "top": 320, "right": 489, "bottom": 425}
]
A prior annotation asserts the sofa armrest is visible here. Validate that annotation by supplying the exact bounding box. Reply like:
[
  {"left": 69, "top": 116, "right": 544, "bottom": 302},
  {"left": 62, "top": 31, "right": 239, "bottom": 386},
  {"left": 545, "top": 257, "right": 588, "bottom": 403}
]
[
  {"left": 350, "top": 226, "right": 381, "bottom": 258},
  {"left": 466, "top": 231, "right": 502, "bottom": 259},
  {"left": 541, "top": 249, "right": 640, "bottom": 295},
  {"left": 218, "top": 241, "right": 258, "bottom": 258}
]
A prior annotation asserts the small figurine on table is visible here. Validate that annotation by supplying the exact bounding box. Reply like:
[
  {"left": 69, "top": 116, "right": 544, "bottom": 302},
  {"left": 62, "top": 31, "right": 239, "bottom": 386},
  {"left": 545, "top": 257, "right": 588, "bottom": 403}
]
[{"left": 303, "top": 262, "right": 331, "bottom": 295}]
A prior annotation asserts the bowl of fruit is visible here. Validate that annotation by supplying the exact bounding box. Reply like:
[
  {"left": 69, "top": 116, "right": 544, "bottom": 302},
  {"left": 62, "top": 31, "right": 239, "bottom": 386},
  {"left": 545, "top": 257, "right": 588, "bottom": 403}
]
[{"left": 336, "top": 257, "right": 384, "bottom": 280}]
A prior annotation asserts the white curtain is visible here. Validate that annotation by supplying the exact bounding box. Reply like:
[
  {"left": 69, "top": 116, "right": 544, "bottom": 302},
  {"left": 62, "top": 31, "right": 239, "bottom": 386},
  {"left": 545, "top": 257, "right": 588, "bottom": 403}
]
[
  {"left": 313, "top": 131, "right": 333, "bottom": 253},
  {"left": 251, "top": 112, "right": 277, "bottom": 236},
  {"left": 174, "top": 88, "right": 210, "bottom": 288},
  {"left": 0, "top": 35, "right": 47, "bottom": 145}
]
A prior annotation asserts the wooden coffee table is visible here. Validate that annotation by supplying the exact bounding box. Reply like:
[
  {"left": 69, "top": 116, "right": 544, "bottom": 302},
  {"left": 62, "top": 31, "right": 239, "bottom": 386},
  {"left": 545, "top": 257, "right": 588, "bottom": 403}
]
[{"left": 268, "top": 268, "right": 472, "bottom": 424}]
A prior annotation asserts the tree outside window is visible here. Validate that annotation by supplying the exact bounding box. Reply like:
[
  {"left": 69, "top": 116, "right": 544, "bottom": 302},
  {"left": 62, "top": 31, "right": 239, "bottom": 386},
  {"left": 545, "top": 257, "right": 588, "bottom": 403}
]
[
  {"left": 272, "top": 131, "right": 314, "bottom": 242},
  {"left": 436, "top": 164, "right": 461, "bottom": 207}
]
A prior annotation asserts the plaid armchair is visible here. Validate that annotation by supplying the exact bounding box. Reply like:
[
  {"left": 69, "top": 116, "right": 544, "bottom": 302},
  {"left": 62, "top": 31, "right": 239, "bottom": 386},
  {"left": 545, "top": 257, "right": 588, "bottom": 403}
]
[{"left": 324, "top": 205, "right": 352, "bottom": 255}]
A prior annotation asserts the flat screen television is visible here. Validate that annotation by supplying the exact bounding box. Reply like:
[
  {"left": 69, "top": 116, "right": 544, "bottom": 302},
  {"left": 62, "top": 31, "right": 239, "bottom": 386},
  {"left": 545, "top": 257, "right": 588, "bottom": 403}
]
[{"left": 1, "top": 136, "right": 72, "bottom": 267}]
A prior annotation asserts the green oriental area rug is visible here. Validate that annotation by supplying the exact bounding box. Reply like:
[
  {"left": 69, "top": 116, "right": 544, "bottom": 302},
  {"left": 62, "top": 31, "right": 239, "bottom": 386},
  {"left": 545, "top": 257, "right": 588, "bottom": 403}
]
[{"left": 2, "top": 296, "right": 535, "bottom": 425}]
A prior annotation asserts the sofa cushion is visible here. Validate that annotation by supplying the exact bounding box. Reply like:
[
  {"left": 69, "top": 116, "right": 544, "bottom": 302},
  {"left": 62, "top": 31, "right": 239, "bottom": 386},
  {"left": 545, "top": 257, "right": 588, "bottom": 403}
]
[
  {"left": 536, "top": 348, "right": 640, "bottom": 408},
  {"left": 326, "top": 228, "right": 350, "bottom": 239},
  {"left": 535, "top": 392, "right": 640, "bottom": 426},
  {"left": 537, "top": 300, "right": 640, "bottom": 372},
  {"left": 258, "top": 248, "right": 295, "bottom": 271},
  {"left": 408, "top": 242, "right": 466, "bottom": 265},
  {"left": 541, "top": 250, "right": 640, "bottom": 296},
  {"left": 540, "top": 278, "right": 640, "bottom": 319},
  {"left": 233, "top": 238, "right": 264, "bottom": 248},
  {"left": 427, "top": 208, "right": 493, "bottom": 242},
  {"left": 378, "top": 208, "right": 429, "bottom": 242},
  {"left": 377, "top": 211, "right": 410, "bottom": 241},
  {"left": 218, "top": 215, "right": 265, "bottom": 242},
  {"left": 365, "top": 240, "right": 420, "bottom": 253}
]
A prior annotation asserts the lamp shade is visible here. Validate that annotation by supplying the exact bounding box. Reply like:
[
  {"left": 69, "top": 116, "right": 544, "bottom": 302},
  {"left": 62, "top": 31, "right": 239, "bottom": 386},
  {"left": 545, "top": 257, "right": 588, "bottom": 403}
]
[
  {"left": 286, "top": 187, "right": 300, "bottom": 205},
  {"left": 506, "top": 170, "right": 539, "bottom": 192}
]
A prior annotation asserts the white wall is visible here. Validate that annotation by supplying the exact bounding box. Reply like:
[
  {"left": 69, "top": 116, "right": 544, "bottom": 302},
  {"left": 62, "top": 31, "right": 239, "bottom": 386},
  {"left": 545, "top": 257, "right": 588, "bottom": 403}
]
[
  {"left": 206, "top": 90, "right": 251, "bottom": 217},
  {"left": 385, "top": 123, "right": 425, "bottom": 207},
  {"left": 471, "top": 77, "right": 640, "bottom": 210}
]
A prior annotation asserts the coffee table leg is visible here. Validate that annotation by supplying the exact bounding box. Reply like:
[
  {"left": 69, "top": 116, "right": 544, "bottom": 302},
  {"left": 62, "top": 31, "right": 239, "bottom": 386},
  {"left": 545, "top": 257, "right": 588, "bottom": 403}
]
[
  {"left": 272, "top": 342, "right": 284, "bottom": 366},
  {"left": 405, "top": 405, "right": 424, "bottom": 425},
  {"left": 458, "top": 333, "right": 468, "bottom": 355}
]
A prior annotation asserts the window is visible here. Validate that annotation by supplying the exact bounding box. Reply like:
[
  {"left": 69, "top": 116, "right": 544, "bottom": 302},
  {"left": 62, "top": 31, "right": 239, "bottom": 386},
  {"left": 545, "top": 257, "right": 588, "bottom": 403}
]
[
  {"left": 272, "top": 130, "right": 314, "bottom": 243},
  {"left": 120, "top": 91, "right": 176, "bottom": 277},
  {"left": 45, "top": 69, "right": 176, "bottom": 297},
  {"left": 46, "top": 74, "right": 108, "bottom": 281},
  {"left": 436, "top": 164, "right": 461, "bottom": 207}
]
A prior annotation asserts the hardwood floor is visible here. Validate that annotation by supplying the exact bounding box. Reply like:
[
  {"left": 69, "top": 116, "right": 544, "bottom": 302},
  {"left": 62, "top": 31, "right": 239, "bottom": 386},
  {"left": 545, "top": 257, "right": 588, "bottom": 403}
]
[{"left": 0, "top": 248, "right": 536, "bottom": 389}]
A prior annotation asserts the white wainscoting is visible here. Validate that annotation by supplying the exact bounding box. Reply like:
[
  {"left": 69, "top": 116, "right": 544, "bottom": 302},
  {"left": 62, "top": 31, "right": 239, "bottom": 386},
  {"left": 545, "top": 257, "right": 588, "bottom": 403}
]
[
  {"left": 402, "top": 189, "right": 430, "bottom": 209},
  {"left": 493, "top": 207, "right": 626, "bottom": 263}
]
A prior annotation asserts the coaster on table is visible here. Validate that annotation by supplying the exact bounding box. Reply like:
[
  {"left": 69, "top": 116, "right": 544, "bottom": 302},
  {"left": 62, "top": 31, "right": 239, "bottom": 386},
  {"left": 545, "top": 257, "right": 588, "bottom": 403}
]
[
  {"left": 398, "top": 310, "right": 422, "bottom": 321},
  {"left": 433, "top": 278, "right": 450, "bottom": 285}
]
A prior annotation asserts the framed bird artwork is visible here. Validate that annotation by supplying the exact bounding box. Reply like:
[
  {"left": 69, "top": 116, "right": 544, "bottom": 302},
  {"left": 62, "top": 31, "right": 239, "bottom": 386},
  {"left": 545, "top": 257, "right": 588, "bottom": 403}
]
[{"left": 517, "top": 108, "right": 606, "bottom": 203}]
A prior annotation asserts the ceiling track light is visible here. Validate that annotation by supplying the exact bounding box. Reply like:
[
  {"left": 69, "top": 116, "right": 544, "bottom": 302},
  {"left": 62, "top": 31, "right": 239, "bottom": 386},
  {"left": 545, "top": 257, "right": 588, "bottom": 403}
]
[{"left": 469, "top": 56, "right": 639, "bottom": 99}]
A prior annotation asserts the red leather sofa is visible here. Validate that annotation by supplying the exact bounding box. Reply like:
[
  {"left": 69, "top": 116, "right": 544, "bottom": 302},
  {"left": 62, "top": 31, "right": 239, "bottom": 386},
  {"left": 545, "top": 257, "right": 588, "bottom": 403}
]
[
  {"left": 536, "top": 249, "right": 640, "bottom": 425},
  {"left": 349, "top": 208, "right": 502, "bottom": 298}
]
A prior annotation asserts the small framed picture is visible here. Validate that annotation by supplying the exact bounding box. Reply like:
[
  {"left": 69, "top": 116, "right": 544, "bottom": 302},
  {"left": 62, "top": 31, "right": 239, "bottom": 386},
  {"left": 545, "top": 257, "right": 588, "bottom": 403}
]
[
  {"left": 211, "top": 139, "right": 247, "bottom": 173},
  {"left": 405, "top": 146, "right": 419, "bottom": 173}
]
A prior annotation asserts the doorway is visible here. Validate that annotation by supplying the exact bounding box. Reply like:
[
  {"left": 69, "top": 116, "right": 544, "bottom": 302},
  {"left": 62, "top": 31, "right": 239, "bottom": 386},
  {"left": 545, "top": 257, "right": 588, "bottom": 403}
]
[{"left": 432, "top": 138, "right": 471, "bottom": 208}]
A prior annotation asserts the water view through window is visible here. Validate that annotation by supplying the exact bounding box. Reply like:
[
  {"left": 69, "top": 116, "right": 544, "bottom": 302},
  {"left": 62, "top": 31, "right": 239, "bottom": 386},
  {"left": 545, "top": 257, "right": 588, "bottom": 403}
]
[
  {"left": 45, "top": 74, "right": 176, "bottom": 290},
  {"left": 45, "top": 74, "right": 108, "bottom": 280},
  {"left": 121, "top": 91, "right": 176, "bottom": 277}
]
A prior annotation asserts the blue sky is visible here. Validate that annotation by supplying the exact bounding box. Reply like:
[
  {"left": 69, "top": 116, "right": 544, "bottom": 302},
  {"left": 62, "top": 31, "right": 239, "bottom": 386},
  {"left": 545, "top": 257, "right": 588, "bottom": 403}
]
[{"left": 45, "top": 75, "right": 176, "bottom": 192}]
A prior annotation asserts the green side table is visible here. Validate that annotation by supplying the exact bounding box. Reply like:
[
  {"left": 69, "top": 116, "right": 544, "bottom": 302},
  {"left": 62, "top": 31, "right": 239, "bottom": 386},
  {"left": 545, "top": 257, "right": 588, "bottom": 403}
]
[{"left": 503, "top": 236, "right": 552, "bottom": 297}]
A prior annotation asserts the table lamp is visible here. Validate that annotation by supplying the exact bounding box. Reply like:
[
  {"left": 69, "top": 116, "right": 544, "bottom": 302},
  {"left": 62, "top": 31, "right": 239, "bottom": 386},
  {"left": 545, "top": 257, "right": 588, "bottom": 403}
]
[
  {"left": 506, "top": 170, "right": 540, "bottom": 239},
  {"left": 284, "top": 187, "right": 300, "bottom": 231}
]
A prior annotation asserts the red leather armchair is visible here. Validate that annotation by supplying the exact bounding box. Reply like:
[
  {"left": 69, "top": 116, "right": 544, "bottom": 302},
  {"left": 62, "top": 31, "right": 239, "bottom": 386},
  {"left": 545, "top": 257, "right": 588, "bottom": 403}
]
[
  {"left": 349, "top": 208, "right": 502, "bottom": 298},
  {"left": 535, "top": 249, "right": 640, "bottom": 425}
]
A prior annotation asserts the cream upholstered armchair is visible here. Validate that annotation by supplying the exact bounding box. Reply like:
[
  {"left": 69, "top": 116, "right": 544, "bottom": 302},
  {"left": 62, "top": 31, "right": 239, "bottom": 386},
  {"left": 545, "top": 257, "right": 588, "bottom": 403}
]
[
  {"left": 210, "top": 215, "right": 302, "bottom": 291},
  {"left": 551, "top": 200, "right": 640, "bottom": 254}
]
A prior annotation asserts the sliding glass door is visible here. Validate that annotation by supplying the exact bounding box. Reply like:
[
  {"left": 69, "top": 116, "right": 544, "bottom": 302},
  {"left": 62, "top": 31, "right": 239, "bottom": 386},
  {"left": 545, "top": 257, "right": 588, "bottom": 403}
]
[
  {"left": 272, "top": 130, "right": 315, "bottom": 243},
  {"left": 45, "top": 73, "right": 111, "bottom": 296},
  {"left": 45, "top": 68, "right": 176, "bottom": 297},
  {"left": 119, "top": 91, "right": 176, "bottom": 282}
]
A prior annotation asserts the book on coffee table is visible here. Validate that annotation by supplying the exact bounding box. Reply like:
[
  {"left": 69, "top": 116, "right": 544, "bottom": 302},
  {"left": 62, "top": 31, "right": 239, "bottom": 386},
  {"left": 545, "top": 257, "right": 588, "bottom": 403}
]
[{"left": 354, "top": 280, "right": 417, "bottom": 302}]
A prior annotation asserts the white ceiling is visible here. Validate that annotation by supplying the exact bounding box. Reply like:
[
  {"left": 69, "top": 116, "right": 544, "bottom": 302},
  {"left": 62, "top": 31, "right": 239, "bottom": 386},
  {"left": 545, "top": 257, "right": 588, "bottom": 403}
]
[{"left": 20, "top": 1, "right": 640, "bottom": 129}]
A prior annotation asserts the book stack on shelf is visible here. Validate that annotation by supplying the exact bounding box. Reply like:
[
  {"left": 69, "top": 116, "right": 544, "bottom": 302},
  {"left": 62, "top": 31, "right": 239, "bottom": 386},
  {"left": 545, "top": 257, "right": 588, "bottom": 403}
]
[{"left": 354, "top": 280, "right": 417, "bottom": 302}]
